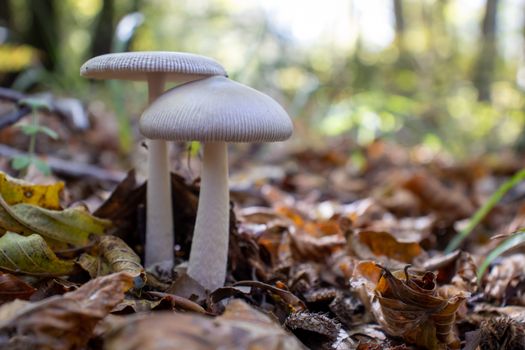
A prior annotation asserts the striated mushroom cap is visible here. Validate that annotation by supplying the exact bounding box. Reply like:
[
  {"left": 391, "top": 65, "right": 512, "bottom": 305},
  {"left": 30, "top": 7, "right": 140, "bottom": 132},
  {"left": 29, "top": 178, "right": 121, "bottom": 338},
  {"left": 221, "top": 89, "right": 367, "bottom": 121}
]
[
  {"left": 80, "top": 51, "right": 227, "bottom": 82},
  {"left": 139, "top": 76, "right": 293, "bottom": 143}
]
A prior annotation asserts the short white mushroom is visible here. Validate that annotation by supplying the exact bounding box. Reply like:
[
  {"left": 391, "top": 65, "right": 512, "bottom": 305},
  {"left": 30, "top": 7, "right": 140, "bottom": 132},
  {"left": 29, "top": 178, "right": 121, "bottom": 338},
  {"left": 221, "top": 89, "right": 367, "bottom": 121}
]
[
  {"left": 140, "top": 76, "right": 293, "bottom": 291},
  {"left": 80, "top": 52, "right": 227, "bottom": 269}
]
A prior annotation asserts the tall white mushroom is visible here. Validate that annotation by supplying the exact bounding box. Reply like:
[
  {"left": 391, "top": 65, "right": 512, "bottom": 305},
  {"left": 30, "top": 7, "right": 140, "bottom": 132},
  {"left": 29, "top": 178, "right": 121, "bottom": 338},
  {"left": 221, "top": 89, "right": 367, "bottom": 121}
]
[
  {"left": 140, "top": 76, "right": 293, "bottom": 291},
  {"left": 80, "top": 52, "right": 227, "bottom": 268}
]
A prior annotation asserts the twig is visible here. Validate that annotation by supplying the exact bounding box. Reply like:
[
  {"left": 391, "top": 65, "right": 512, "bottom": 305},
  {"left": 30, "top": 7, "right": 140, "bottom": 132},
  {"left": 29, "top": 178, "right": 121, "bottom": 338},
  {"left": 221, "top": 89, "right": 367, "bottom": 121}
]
[
  {"left": 0, "top": 144, "right": 126, "bottom": 183},
  {"left": 0, "top": 106, "right": 32, "bottom": 129},
  {"left": 0, "top": 87, "right": 25, "bottom": 102}
]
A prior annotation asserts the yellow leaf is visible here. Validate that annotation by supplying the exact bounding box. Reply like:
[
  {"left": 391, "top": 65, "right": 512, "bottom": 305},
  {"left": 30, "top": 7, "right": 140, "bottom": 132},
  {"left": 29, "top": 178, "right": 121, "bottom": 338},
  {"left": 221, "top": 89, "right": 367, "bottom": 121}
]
[
  {"left": 0, "top": 171, "right": 63, "bottom": 209},
  {"left": 0, "top": 195, "right": 111, "bottom": 247},
  {"left": 0, "top": 232, "right": 75, "bottom": 276}
]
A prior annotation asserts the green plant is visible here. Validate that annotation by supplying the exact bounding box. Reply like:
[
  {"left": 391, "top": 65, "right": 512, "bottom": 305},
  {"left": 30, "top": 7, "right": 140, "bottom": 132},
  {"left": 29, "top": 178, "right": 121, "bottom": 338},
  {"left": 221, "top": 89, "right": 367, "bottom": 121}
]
[
  {"left": 445, "top": 168, "right": 525, "bottom": 254},
  {"left": 11, "top": 98, "right": 59, "bottom": 176},
  {"left": 477, "top": 229, "right": 525, "bottom": 281}
]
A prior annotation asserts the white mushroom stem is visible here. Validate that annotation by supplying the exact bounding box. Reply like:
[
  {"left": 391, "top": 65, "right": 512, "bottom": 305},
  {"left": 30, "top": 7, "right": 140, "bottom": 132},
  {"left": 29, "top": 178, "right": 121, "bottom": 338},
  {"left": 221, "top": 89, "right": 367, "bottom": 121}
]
[
  {"left": 144, "top": 74, "right": 174, "bottom": 267},
  {"left": 187, "top": 142, "right": 229, "bottom": 291}
]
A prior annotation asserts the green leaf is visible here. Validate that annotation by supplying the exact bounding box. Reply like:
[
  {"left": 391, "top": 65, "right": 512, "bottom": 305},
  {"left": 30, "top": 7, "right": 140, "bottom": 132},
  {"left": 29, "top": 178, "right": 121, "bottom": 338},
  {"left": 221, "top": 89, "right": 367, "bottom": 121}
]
[
  {"left": 37, "top": 126, "right": 59, "bottom": 140},
  {"left": 10, "top": 156, "right": 31, "bottom": 171},
  {"left": 17, "top": 124, "right": 40, "bottom": 136},
  {"left": 477, "top": 230, "right": 525, "bottom": 281},
  {"left": 445, "top": 168, "right": 525, "bottom": 253},
  {"left": 18, "top": 97, "right": 52, "bottom": 111},
  {"left": 0, "top": 232, "right": 75, "bottom": 276},
  {"left": 0, "top": 195, "right": 111, "bottom": 247},
  {"left": 33, "top": 158, "right": 51, "bottom": 176}
]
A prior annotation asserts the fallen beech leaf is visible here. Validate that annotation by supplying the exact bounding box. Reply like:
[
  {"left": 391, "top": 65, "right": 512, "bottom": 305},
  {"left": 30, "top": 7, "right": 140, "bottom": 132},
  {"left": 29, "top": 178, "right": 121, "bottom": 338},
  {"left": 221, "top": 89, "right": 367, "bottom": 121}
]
[
  {"left": 483, "top": 254, "right": 525, "bottom": 303},
  {"left": 373, "top": 266, "right": 468, "bottom": 350},
  {"left": 0, "top": 272, "right": 133, "bottom": 350},
  {"left": 404, "top": 171, "right": 474, "bottom": 220},
  {"left": 77, "top": 253, "right": 111, "bottom": 278},
  {"left": 356, "top": 231, "right": 422, "bottom": 263},
  {"left": 79, "top": 236, "right": 145, "bottom": 288},
  {"left": 0, "top": 232, "right": 75, "bottom": 276},
  {"left": 104, "top": 299, "right": 306, "bottom": 350},
  {"left": 0, "top": 171, "right": 63, "bottom": 209},
  {"left": 0, "top": 195, "right": 111, "bottom": 246},
  {"left": 99, "top": 235, "right": 144, "bottom": 288},
  {"left": 0, "top": 272, "right": 36, "bottom": 304},
  {"left": 290, "top": 224, "right": 346, "bottom": 262}
]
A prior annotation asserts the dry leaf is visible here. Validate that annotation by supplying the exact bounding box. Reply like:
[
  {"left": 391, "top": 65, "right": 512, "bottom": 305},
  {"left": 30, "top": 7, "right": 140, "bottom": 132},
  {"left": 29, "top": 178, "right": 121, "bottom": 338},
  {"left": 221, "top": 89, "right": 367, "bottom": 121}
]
[
  {"left": 373, "top": 266, "right": 468, "bottom": 350},
  {"left": 356, "top": 231, "right": 423, "bottom": 263},
  {"left": 79, "top": 236, "right": 145, "bottom": 288},
  {"left": 0, "top": 171, "right": 63, "bottom": 209},
  {"left": 404, "top": 171, "right": 474, "bottom": 220},
  {"left": 0, "top": 272, "right": 133, "bottom": 350},
  {"left": 0, "top": 272, "right": 36, "bottom": 304},
  {"left": 104, "top": 299, "right": 306, "bottom": 350}
]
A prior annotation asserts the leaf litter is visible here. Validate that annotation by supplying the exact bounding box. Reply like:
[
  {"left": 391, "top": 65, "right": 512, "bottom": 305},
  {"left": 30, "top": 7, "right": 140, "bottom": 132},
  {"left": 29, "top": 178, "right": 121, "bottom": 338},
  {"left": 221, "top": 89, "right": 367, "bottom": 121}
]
[{"left": 0, "top": 139, "right": 524, "bottom": 349}]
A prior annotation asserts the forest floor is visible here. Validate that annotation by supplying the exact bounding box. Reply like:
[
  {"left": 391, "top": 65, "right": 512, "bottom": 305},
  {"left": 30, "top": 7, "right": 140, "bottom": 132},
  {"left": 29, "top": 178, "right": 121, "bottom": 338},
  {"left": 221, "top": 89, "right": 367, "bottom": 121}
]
[{"left": 0, "top": 97, "right": 524, "bottom": 350}]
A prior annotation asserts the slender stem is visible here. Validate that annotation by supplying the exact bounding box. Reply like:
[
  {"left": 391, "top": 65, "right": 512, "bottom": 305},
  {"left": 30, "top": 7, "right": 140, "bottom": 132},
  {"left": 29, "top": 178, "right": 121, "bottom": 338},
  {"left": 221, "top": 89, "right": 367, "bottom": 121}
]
[
  {"left": 445, "top": 168, "right": 525, "bottom": 253},
  {"left": 144, "top": 74, "right": 174, "bottom": 267},
  {"left": 187, "top": 142, "right": 229, "bottom": 291},
  {"left": 28, "top": 111, "right": 37, "bottom": 160}
]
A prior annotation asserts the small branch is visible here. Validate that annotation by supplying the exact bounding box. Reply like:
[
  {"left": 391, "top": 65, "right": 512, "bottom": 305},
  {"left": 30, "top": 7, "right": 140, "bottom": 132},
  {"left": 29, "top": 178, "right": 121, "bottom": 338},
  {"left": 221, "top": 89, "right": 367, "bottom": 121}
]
[
  {"left": 0, "top": 144, "right": 126, "bottom": 183},
  {"left": 0, "top": 106, "right": 32, "bottom": 129},
  {"left": 0, "top": 87, "right": 25, "bottom": 103}
]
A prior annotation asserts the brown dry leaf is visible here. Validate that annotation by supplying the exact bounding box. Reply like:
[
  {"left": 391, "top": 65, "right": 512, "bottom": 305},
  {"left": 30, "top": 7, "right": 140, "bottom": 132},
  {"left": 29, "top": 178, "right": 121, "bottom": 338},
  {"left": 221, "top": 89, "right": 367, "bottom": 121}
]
[
  {"left": 0, "top": 272, "right": 36, "bottom": 305},
  {"left": 355, "top": 231, "right": 423, "bottom": 263},
  {"left": 372, "top": 266, "right": 469, "bottom": 350},
  {"left": 0, "top": 272, "right": 133, "bottom": 350},
  {"left": 104, "top": 299, "right": 306, "bottom": 350},
  {"left": 404, "top": 171, "right": 474, "bottom": 220},
  {"left": 483, "top": 254, "right": 525, "bottom": 304},
  {"left": 79, "top": 235, "right": 145, "bottom": 288}
]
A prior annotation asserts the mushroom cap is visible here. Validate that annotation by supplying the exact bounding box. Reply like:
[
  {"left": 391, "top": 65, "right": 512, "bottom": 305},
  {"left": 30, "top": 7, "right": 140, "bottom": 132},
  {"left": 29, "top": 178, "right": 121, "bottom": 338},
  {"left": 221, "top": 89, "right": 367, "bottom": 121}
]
[
  {"left": 139, "top": 76, "right": 293, "bottom": 143},
  {"left": 80, "top": 51, "right": 227, "bottom": 81}
]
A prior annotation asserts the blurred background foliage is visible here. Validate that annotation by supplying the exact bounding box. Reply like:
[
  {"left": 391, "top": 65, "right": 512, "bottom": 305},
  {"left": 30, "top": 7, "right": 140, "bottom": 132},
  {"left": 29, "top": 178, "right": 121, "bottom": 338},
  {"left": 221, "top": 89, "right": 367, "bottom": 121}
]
[{"left": 1, "top": 0, "right": 524, "bottom": 158}]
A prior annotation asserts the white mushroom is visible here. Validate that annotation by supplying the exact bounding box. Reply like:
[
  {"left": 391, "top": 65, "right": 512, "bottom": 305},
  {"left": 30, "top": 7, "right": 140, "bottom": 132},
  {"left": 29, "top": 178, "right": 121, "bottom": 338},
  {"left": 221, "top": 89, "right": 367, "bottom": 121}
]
[
  {"left": 80, "top": 52, "right": 227, "bottom": 269},
  {"left": 140, "top": 76, "right": 293, "bottom": 291}
]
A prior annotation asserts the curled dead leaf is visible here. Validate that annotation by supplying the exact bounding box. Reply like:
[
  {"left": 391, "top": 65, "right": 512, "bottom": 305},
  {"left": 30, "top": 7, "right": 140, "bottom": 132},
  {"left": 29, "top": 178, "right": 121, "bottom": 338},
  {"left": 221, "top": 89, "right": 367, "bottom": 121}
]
[
  {"left": 0, "top": 272, "right": 36, "bottom": 304},
  {"left": 79, "top": 235, "right": 145, "bottom": 288},
  {"left": 0, "top": 272, "right": 133, "bottom": 350},
  {"left": 372, "top": 266, "right": 469, "bottom": 350}
]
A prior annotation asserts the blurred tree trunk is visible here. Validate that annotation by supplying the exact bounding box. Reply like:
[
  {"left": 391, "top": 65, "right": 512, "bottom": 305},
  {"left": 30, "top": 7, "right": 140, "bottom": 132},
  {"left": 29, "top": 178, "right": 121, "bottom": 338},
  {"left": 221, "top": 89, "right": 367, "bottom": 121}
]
[
  {"left": 473, "top": 0, "right": 499, "bottom": 101},
  {"left": 90, "top": 0, "right": 115, "bottom": 57},
  {"left": 23, "top": 0, "right": 58, "bottom": 72},
  {"left": 393, "top": 0, "right": 405, "bottom": 45},
  {"left": 0, "top": 0, "right": 11, "bottom": 27}
]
